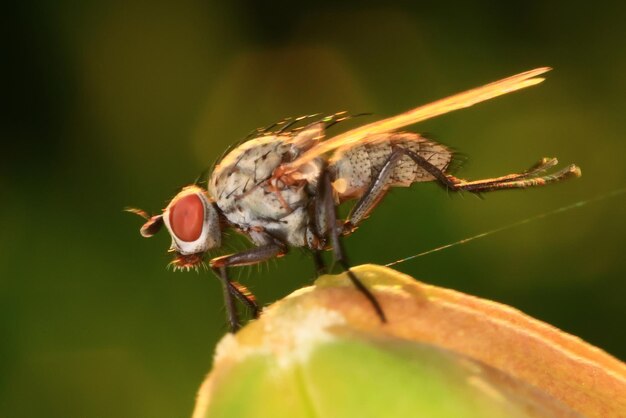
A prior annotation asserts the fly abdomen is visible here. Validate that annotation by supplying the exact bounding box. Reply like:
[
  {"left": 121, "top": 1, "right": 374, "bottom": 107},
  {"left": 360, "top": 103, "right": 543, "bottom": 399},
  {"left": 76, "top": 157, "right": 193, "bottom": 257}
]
[{"left": 329, "top": 132, "right": 453, "bottom": 201}]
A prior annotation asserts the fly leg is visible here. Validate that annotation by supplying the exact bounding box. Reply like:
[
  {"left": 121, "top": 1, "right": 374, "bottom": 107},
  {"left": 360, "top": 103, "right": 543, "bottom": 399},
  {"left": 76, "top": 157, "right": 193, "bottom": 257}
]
[
  {"left": 312, "top": 250, "right": 327, "bottom": 276},
  {"left": 401, "top": 149, "right": 580, "bottom": 194},
  {"left": 450, "top": 164, "right": 580, "bottom": 193},
  {"left": 451, "top": 157, "right": 560, "bottom": 185},
  {"left": 345, "top": 148, "right": 405, "bottom": 228},
  {"left": 317, "top": 167, "right": 387, "bottom": 322},
  {"left": 212, "top": 266, "right": 240, "bottom": 333},
  {"left": 210, "top": 243, "right": 286, "bottom": 332},
  {"left": 342, "top": 149, "right": 575, "bottom": 230},
  {"left": 227, "top": 281, "right": 259, "bottom": 319}
]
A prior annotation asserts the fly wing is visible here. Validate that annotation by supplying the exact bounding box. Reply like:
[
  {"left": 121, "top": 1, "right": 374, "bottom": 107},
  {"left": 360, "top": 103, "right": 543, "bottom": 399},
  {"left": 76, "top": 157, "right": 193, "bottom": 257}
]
[
  {"left": 280, "top": 67, "right": 551, "bottom": 174},
  {"left": 287, "top": 122, "right": 325, "bottom": 150}
]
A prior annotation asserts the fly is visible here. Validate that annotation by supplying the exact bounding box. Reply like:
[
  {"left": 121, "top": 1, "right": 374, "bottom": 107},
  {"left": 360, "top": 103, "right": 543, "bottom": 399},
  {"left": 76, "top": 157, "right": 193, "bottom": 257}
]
[{"left": 127, "top": 67, "right": 581, "bottom": 332}]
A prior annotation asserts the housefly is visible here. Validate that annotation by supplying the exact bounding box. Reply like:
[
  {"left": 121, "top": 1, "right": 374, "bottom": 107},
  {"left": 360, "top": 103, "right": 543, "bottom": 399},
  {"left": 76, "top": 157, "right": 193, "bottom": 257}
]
[{"left": 127, "top": 67, "right": 581, "bottom": 331}]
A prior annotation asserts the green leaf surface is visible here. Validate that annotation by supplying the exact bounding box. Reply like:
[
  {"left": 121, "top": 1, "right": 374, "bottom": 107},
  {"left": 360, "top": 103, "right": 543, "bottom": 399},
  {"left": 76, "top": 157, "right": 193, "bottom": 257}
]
[{"left": 193, "top": 265, "right": 626, "bottom": 418}]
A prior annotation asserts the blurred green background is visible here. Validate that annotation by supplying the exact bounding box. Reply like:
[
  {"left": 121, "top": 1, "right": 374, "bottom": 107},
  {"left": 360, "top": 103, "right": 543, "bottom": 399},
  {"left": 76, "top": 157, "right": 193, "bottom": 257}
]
[{"left": 3, "top": 1, "right": 626, "bottom": 417}]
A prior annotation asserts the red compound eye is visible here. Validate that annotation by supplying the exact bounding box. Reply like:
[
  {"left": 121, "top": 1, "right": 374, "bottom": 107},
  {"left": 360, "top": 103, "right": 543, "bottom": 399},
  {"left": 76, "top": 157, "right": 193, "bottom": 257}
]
[{"left": 169, "top": 193, "right": 204, "bottom": 242}]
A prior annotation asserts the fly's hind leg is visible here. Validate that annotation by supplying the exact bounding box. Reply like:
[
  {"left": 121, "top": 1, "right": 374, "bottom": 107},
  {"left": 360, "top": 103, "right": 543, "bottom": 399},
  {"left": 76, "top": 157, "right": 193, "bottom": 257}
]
[
  {"left": 345, "top": 148, "right": 406, "bottom": 229},
  {"left": 325, "top": 146, "right": 579, "bottom": 325},
  {"left": 401, "top": 149, "right": 581, "bottom": 194},
  {"left": 317, "top": 166, "right": 387, "bottom": 323},
  {"left": 341, "top": 147, "right": 577, "bottom": 230},
  {"left": 210, "top": 242, "right": 286, "bottom": 332}
]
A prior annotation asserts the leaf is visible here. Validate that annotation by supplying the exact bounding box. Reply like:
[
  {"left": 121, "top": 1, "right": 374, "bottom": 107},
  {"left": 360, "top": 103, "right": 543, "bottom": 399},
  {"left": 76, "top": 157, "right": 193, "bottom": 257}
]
[{"left": 193, "top": 264, "right": 626, "bottom": 418}]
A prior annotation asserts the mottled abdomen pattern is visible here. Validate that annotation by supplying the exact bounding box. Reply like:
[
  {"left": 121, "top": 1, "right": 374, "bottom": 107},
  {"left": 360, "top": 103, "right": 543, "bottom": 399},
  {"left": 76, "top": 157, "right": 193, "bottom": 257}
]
[{"left": 329, "top": 132, "right": 453, "bottom": 201}]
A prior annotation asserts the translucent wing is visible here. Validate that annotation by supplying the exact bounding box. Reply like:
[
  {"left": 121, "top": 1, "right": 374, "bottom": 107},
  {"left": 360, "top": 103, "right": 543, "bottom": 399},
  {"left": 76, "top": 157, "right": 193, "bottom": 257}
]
[{"left": 281, "top": 67, "right": 551, "bottom": 174}]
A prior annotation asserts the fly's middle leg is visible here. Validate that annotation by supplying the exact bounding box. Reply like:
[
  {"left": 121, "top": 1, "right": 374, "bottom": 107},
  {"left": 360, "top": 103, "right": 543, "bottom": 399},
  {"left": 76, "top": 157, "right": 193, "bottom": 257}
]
[
  {"left": 312, "top": 250, "right": 327, "bottom": 276},
  {"left": 317, "top": 166, "right": 387, "bottom": 323}
]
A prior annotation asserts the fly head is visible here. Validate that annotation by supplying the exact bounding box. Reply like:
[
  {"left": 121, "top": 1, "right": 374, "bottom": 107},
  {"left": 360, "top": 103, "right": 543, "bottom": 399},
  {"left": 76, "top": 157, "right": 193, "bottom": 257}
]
[{"left": 127, "top": 185, "right": 222, "bottom": 271}]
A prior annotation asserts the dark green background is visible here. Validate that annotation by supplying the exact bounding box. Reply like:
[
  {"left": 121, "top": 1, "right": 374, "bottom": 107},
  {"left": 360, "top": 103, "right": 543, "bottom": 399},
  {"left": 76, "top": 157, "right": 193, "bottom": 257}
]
[{"left": 3, "top": 1, "right": 625, "bottom": 417}]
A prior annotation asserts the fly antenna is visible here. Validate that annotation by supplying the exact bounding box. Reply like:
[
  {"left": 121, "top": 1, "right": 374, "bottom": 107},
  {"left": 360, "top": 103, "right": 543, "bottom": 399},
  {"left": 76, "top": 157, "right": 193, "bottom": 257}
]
[
  {"left": 124, "top": 207, "right": 164, "bottom": 237},
  {"left": 123, "top": 207, "right": 150, "bottom": 220}
]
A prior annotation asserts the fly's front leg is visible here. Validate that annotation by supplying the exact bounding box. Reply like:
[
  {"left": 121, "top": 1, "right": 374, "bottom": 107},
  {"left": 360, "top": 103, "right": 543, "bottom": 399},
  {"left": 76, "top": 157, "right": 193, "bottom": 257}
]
[
  {"left": 210, "top": 243, "right": 287, "bottom": 269},
  {"left": 227, "top": 281, "right": 259, "bottom": 319},
  {"left": 318, "top": 167, "right": 387, "bottom": 322},
  {"left": 210, "top": 242, "right": 286, "bottom": 332},
  {"left": 402, "top": 149, "right": 581, "bottom": 194},
  {"left": 212, "top": 266, "right": 241, "bottom": 332}
]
